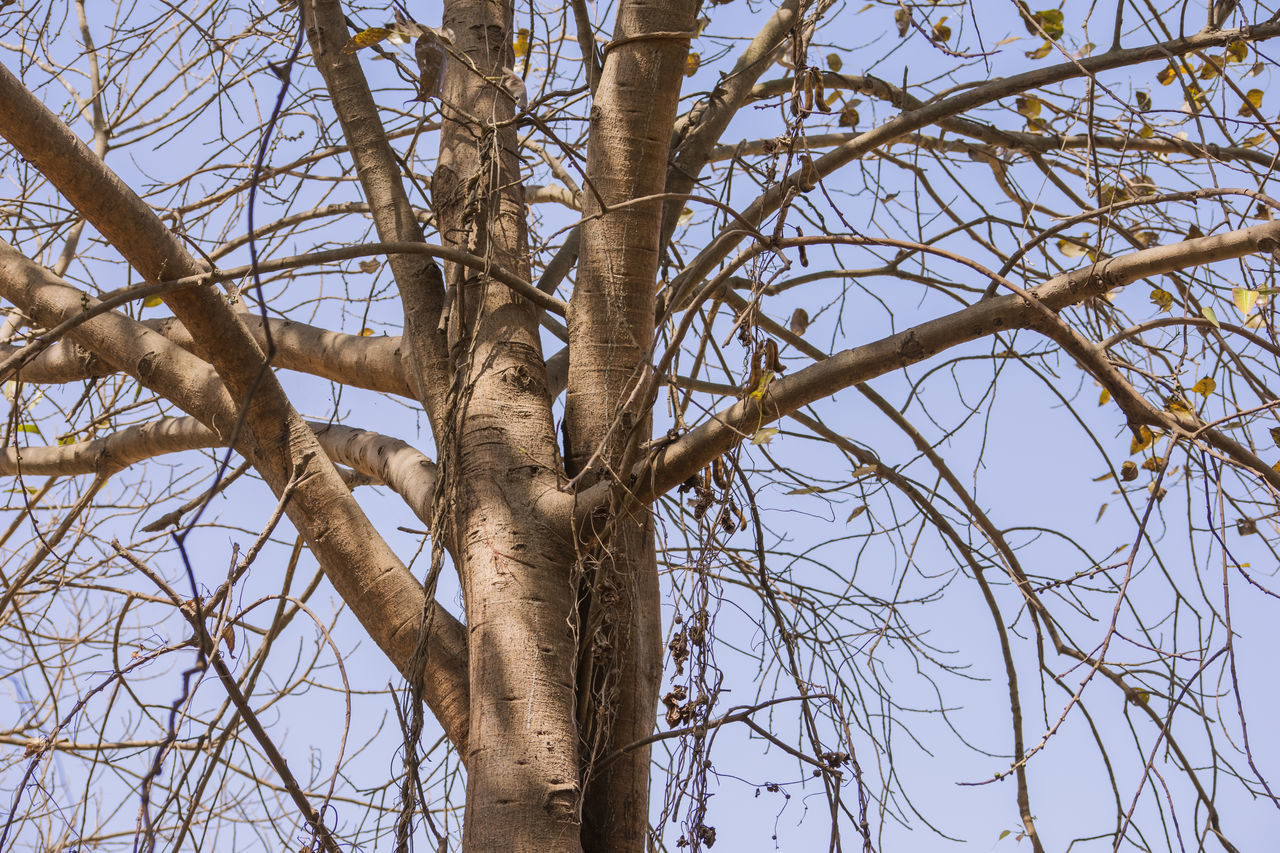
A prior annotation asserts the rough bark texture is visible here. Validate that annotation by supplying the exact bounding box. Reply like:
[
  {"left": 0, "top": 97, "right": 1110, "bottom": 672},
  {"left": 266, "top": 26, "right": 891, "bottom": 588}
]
[
  {"left": 562, "top": 0, "right": 696, "bottom": 849},
  {"left": 428, "top": 0, "right": 584, "bottom": 849}
]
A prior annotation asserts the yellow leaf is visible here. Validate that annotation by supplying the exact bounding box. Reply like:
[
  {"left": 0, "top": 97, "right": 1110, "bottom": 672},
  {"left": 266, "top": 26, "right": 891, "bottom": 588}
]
[
  {"left": 514, "top": 27, "right": 530, "bottom": 58},
  {"left": 1142, "top": 455, "right": 1166, "bottom": 472},
  {"left": 1233, "top": 287, "right": 1259, "bottom": 315},
  {"left": 57, "top": 435, "right": 76, "bottom": 446},
  {"left": 1242, "top": 133, "right": 1266, "bottom": 147},
  {"left": 749, "top": 370, "right": 775, "bottom": 400},
  {"left": 1028, "top": 8, "right": 1064, "bottom": 40},
  {"left": 826, "top": 53, "right": 843, "bottom": 72},
  {"left": 1226, "top": 41, "right": 1248, "bottom": 63},
  {"left": 1238, "top": 88, "right": 1263, "bottom": 116},
  {"left": 1191, "top": 376, "right": 1216, "bottom": 395},
  {"left": 685, "top": 52, "right": 700, "bottom": 77},
  {"left": 142, "top": 295, "right": 164, "bottom": 308},
  {"left": 1199, "top": 60, "right": 1219, "bottom": 80},
  {"left": 751, "top": 427, "right": 779, "bottom": 446},
  {"left": 1130, "top": 425, "right": 1154, "bottom": 455},
  {"left": 1016, "top": 96, "right": 1041, "bottom": 119},
  {"left": 1135, "top": 90, "right": 1152, "bottom": 111},
  {"left": 995, "top": 35, "right": 1020, "bottom": 47},
  {"left": 360, "top": 327, "right": 374, "bottom": 337},
  {"left": 1273, "top": 459, "right": 1280, "bottom": 474},
  {"left": 677, "top": 207, "right": 694, "bottom": 225},
  {"left": 1134, "top": 689, "right": 1151, "bottom": 705},
  {"left": 1201, "top": 305, "right": 1220, "bottom": 328},
  {"left": 1165, "top": 396, "right": 1190, "bottom": 414},
  {"left": 1149, "top": 287, "right": 1173, "bottom": 312},
  {"left": 1057, "top": 237, "right": 1087, "bottom": 257},
  {"left": 894, "top": 7, "right": 911, "bottom": 37},
  {"left": 1156, "top": 65, "right": 1178, "bottom": 85},
  {"left": 1269, "top": 426, "right": 1280, "bottom": 447},
  {"left": 1139, "top": 124, "right": 1154, "bottom": 139},
  {"left": 1119, "top": 460, "right": 1139, "bottom": 481},
  {"left": 1025, "top": 40, "right": 1052, "bottom": 59},
  {"left": 342, "top": 27, "right": 393, "bottom": 54},
  {"left": 1098, "top": 388, "right": 1111, "bottom": 406},
  {"left": 839, "top": 102, "right": 858, "bottom": 129},
  {"left": 931, "top": 17, "right": 951, "bottom": 43}
]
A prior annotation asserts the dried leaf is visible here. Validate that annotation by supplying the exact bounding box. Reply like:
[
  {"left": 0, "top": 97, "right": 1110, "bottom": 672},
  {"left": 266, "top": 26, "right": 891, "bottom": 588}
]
[
  {"left": 846, "top": 504, "right": 866, "bottom": 522},
  {"left": 930, "top": 16, "right": 951, "bottom": 43},
  {"left": 1149, "top": 287, "right": 1173, "bottom": 312},
  {"left": 1025, "top": 8, "right": 1064, "bottom": 40},
  {"left": 342, "top": 27, "right": 392, "bottom": 54},
  {"left": 839, "top": 101, "right": 858, "bottom": 129},
  {"left": 359, "top": 259, "right": 380, "bottom": 273},
  {"left": 894, "top": 7, "right": 911, "bottom": 37},
  {"left": 1238, "top": 88, "right": 1263, "bottom": 117},
  {"left": 1025, "top": 40, "right": 1052, "bottom": 59},
  {"left": 1120, "top": 460, "right": 1139, "bottom": 481},
  {"left": 826, "top": 53, "right": 843, "bottom": 72},
  {"left": 1191, "top": 376, "right": 1216, "bottom": 395},
  {"left": 1129, "top": 425, "right": 1154, "bottom": 455},
  {"left": 412, "top": 27, "right": 454, "bottom": 102},
  {"left": 788, "top": 307, "right": 810, "bottom": 335}
]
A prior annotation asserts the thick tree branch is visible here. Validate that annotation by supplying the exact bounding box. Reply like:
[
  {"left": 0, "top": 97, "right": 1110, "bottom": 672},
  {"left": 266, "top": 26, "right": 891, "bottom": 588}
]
[
  {"left": 0, "top": 416, "right": 438, "bottom": 525},
  {"left": 303, "top": 0, "right": 452, "bottom": 429},
  {"left": 582, "top": 219, "right": 1280, "bottom": 518},
  {"left": 0, "top": 68, "right": 472, "bottom": 748}
]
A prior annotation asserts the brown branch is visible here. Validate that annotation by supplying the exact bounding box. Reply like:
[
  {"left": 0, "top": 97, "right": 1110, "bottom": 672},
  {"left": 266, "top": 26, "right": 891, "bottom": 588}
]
[
  {"left": 670, "top": 19, "right": 1280, "bottom": 303},
  {"left": 595, "top": 219, "right": 1280, "bottom": 515}
]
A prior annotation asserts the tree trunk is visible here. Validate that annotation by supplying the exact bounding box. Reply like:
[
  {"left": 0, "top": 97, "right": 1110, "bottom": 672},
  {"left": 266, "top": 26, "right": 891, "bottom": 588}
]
[
  {"left": 431, "top": 0, "right": 584, "bottom": 849},
  {"left": 563, "top": 0, "right": 696, "bottom": 850}
]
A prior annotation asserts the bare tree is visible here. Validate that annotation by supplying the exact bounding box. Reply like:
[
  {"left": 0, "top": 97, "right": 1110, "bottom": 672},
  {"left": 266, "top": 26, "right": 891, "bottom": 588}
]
[{"left": 3, "top": 0, "right": 1280, "bottom": 850}]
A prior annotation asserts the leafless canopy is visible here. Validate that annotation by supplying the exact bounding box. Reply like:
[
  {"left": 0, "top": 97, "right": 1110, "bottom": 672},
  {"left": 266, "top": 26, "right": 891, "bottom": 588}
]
[{"left": 3, "top": 1, "right": 1280, "bottom": 851}]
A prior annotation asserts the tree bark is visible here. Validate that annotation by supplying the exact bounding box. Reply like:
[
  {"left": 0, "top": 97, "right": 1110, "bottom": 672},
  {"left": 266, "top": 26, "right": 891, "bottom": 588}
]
[
  {"left": 562, "top": 1, "right": 696, "bottom": 849},
  {"left": 428, "top": 0, "right": 584, "bottom": 848}
]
